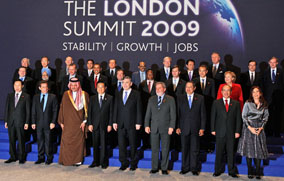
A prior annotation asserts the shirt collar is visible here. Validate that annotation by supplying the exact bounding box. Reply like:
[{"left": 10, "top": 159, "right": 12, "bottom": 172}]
[
  {"left": 98, "top": 93, "right": 105, "bottom": 99},
  {"left": 223, "top": 97, "right": 230, "bottom": 104},
  {"left": 187, "top": 93, "right": 194, "bottom": 98},
  {"left": 15, "top": 91, "right": 22, "bottom": 96}
]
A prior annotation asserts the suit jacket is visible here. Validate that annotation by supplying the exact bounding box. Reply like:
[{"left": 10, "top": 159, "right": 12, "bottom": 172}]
[
  {"left": 144, "top": 95, "right": 176, "bottom": 134},
  {"left": 4, "top": 92, "right": 31, "bottom": 127},
  {"left": 132, "top": 71, "right": 146, "bottom": 88},
  {"left": 87, "top": 94, "right": 113, "bottom": 131},
  {"left": 113, "top": 90, "right": 142, "bottom": 130},
  {"left": 139, "top": 80, "right": 156, "bottom": 118},
  {"left": 58, "top": 68, "right": 68, "bottom": 83},
  {"left": 208, "top": 63, "right": 227, "bottom": 93},
  {"left": 165, "top": 78, "right": 186, "bottom": 99},
  {"left": 60, "top": 74, "right": 84, "bottom": 95},
  {"left": 32, "top": 93, "right": 58, "bottom": 129},
  {"left": 13, "top": 67, "right": 34, "bottom": 80},
  {"left": 193, "top": 77, "right": 216, "bottom": 99},
  {"left": 12, "top": 76, "right": 35, "bottom": 97},
  {"left": 240, "top": 71, "right": 261, "bottom": 101},
  {"left": 261, "top": 68, "right": 284, "bottom": 104},
  {"left": 89, "top": 74, "right": 109, "bottom": 95},
  {"left": 156, "top": 68, "right": 172, "bottom": 82},
  {"left": 181, "top": 69, "right": 198, "bottom": 82},
  {"left": 103, "top": 68, "right": 117, "bottom": 85},
  {"left": 211, "top": 99, "right": 242, "bottom": 138},
  {"left": 34, "top": 67, "right": 56, "bottom": 82},
  {"left": 177, "top": 94, "right": 206, "bottom": 136},
  {"left": 35, "top": 80, "right": 57, "bottom": 95}
]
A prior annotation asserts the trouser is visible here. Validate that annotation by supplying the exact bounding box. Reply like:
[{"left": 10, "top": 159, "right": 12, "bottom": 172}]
[
  {"left": 8, "top": 125, "right": 26, "bottom": 160},
  {"left": 118, "top": 128, "right": 137, "bottom": 167},
  {"left": 92, "top": 128, "right": 108, "bottom": 166},
  {"left": 151, "top": 132, "right": 170, "bottom": 171},
  {"left": 181, "top": 134, "right": 200, "bottom": 171},
  {"left": 37, "top": 128, "right": 53, "bottom": 160}
]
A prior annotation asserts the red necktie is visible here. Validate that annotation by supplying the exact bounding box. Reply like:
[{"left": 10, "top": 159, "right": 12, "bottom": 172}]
[
  {"left": 148, "top": 81, "right": 151, "bottom": 93},
  {"left": 94, "top": 76, "right": 98, "bottom": 89},
  {"left": 225, "top": 99, "right": 229, "bottom": 112}
]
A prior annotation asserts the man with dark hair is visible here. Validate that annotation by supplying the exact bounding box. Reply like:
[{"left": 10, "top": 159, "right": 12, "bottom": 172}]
[
  {"left": 32, "top": 81, "right": 58, "bottom": 165},
  {"left": 13, "top": 57, "right": 34, "bottom": 80},
  {"left": 13, "top": 66, "right": 35, "bottom": 97},
  {"left": 132, "top": 61, "right": 147, "bottom": 88},
  {"left": 90, "top": 63, "right": 108, "bottom": 96},
  {"left": 4, "top": 80, "right": 30, "bottom": 164},
  {"left": 104, "top": 59, "right": 117, "bottom": 85},
  {"left": 58, "top": 56, "right": 73, "bottom": 83},
  {"left": 34, "top": 56, "right": 56, "bottom": 82},
  {"left": 181, "top": 59, "right": 198, "bottom": 82},
  {"left": 166, "top": 65, "right": 186, "bottom": 100},
  {"left": 113, "top": 76, "right": 142, "bottom": 171}
]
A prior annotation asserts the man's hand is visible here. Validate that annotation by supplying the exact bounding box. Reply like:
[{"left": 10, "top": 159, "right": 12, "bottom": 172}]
[
  {"left": 176, "top": 128, "right": 181, "bottom": 135},
  {"left": 60, "top": 124, "right": 64, "bottom": 131},
  {"left": 113, "top": 123, "right": 118, "bottom": 131},
  {"left": 211, "top": 131, "right": 216, "bottom": 136},
  {"left": 199, "top": 129, "right": 204, "bottom": 136},
  {"left": 136, "top": 124, "right": 141, "bottom": 130},
  {"left": 168, "top": 128, "right": 174, "bottom": 135},
  {"left": 50, "top": 123, "right": 55, "bottom": 130},
  {"left": 88, "top": 125, "right": 93, "bottom": 132},
  {"left": 145, "top": 127, "right": 150, "bottom": 134},
  {"left": 235, "top": 133, "right": 240, "bottom": 138},
  {"left": 24, "top": 124, "right": 28, "bottom": 130},
  {"left": 80, "top": 122, "right": 85, "bottom": 132},
  {"left": 107, "top": 126, "right": 112, "bottom": 132},
  {"left": 32, "top": 124, "right": 36, "bottom": 130},
  {"left": 4, "top": 123, "right": 8, "bottom": 129}
]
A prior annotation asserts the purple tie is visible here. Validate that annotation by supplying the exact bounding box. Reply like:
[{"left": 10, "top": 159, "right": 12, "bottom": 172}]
[{"left": 189, "top": 72, "right": 192, "bottom": 81}]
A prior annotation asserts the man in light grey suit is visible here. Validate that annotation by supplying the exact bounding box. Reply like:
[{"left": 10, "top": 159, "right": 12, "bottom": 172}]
[{"left": 145, "top": 82, "right": 176, "bottom": 175}]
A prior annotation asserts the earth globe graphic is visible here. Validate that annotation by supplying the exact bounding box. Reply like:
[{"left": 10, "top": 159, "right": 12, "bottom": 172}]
[{"left": 197, "top": 0, "right": 245, "bottom": 54}]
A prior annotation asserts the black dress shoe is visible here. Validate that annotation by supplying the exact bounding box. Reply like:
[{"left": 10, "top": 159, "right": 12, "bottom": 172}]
[
  {"left": 4, "top": 158, "right": 17, "bottom": 163},
  {"left": 229, "top": 174, "right": 239, "bottom": 178},
  {"left": 130, "top": 167, "right": 137, "bottom": 171},
  {"left": 179, "top": 170, "right": 189, "bottom": 175},
  {"left": 101, "top": 165, "right": 108, "bottom": 169},
  {"left": 88, "top": 162, "right": 100, "bottom": 168},
  {"left": 162, "top": 170, "right": 168, "bottom": 175},
  {"left": 19, "top": 160, "right": 25, "bottom": 164},
  {"left": 45, "top": 160, "right": 53, "bottom": 165},
  {"left": 192, "top": 171, "right": 199, "bottom": 176},
  {"left": 149, "top": 170, "right": 158, "bottom": 174},
  {"left": 213, "top": 172, "right": 221, "bottom": 177},
  {"left": 35, "top": 159, "right": 45, "bottom": 164},
  {"left": 119, "top": 166, "right": 128, "bottom": 171},
  {"left": 256, "top": 175, "right": 261, "bottom": 179},
  {"left": 248, "top": 175, "right": 254, "bottom": 179}
]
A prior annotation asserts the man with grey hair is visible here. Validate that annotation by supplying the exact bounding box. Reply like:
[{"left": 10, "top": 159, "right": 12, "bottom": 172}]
[
  {"left": 113, "top": 76, "right": 142, "bottom": 171},
  {"left": 156, "top": 57, "right": 172, "bottom": 82},
  {"left": 13, "top": 57, "right": 34, "bottom": 80},
  {"left": 145, "top": 81, "right": 176, "bottom": 175}
]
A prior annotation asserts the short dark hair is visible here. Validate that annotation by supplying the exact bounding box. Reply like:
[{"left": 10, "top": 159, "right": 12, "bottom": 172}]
[
  {"left": 248, "top": 60, "right": 257, "bottom": 65},
  {"left": 41, "top": 56, "right": 49, "bottom": 60},
  {"left": 14, "top": 79, "right": 23, "bottom": 85},
  {"left": 172, "top": 65, "right": 180, "bottom": 71},
  {"left": 69, "top": 63, "right": 77, "bottom": 69},
  {"left": 87, "top": 59, "right": 94, "bottom": 64},
  {"left": 19, "top": 66, "right": 27, "bottom": 71},
  {"left": 186, "top": 59, "right": 195, "bottom": 65},
  {"left": 186, "top": 81, "right": 196, "bottom": 88},
  {"left": 146, "top": 69, "right": 153, "bottom": 74},
  {"left": 39, "top": 80, "right": 49, "bottom": 87},
  {"left": 199, "top": 65, "right": 208, "bottom": 70},
  {"left": 117, "top": 69, "right": 124, "bottom": 74}
]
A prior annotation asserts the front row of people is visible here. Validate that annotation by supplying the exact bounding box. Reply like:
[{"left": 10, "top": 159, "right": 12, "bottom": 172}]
[{"left": 4, "top": 77, "right": 269, "bottom": 179}]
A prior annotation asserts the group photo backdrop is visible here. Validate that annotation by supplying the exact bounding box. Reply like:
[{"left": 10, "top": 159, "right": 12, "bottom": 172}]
[{"left": 0, "top": 0, "right": 284, "bottom": 118}]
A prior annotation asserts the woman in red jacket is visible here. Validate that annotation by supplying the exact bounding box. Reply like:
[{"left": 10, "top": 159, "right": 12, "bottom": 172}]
[{"left": 217, "top": 71, "right": 244, "bottom": 110}]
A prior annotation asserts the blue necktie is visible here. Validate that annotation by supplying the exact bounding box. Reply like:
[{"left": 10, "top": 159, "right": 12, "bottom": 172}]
[
  {"left": 158, "top": 96, "right": 162, "bottom": 109},
  {"left": 99, "top": 96, "right": 103, "bottom": 108},
  {"left": 188, "top": 95, "right": 192, "bottom": 109},
  {"left": 272, "top": 69, "right": 276, "bottom": 83},
  {"left": 41, "top": 94, "right": 45, "bottom": 112},
  {"left": 118, "top": 82, "right": 122, "bottom": 91},
  {"left": 123, "top": 91, "right": 128, "bottom": 105},
  {"left": 166, "top": 69, "right": 169, "bottom": 80}
]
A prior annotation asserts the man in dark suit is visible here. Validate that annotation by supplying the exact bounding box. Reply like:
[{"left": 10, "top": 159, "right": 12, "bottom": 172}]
[
  {"left": 13, "top": 66, "right": 35, "bottom": 97},
  {"left": 113, "top": 76, "right": 142, "bottom": 171},
  {"left": 78, "top": 59, "right": 94, "bottom": 95},
  {"left": 103, "top": 59, "right": 118, "bottom": 86},
  {"left": 176, "top": 81, "right": 206, "bottom": 175},
  {"left": 34, "top": 56, "right": 56, "bottom": 82},
  {"left": 145, "top": 82, "right": 176, "bottom": 175},
  {"left": 181, "top": 59, "right": 198, "bottom": 82},
  {"left": 166, "top": 65, "right": 186, "bottom": 100},
  {"left": 193, "top": 65, "right": 216, "bottom": 152},
  {"left": 4, "top": 80, "right": 30, "bottom": 164},
  {"left": 90, "top": 63, "right": 108, "bottom": 96},
  {"left": 156, "top": 56, "right": 172, "bottom": 82},
  {"left": 261, "top": 57, "right": 284, "bottom": 137},
  {"left": 58, "top": 56, "right": 73, "bottom": 83},
  {"left": 88, "top": 82, "right": 113, "bottom": 169},
  {"left": 211, "top": 85, "right": 242, "bottom": 178},
  {"left": 31, "top": 81, "right": 58, "bottom": 165},
  {"left": 138, "top": 69, "right": 156, "bottom": 149},
  {"left": 60, "top": 63, "right": 84, "bottom": 96},
  {"left": 13, "top": 57, "right": 34, "bottom": 80},
  {"left": 132, "top": 61, "right": 147, "bottom": 88},
  {"left": 207, "top": 52, "right": 227, "bottom": 95},
  {"left": 109, "top": 69, "right": 124, "bottom": 97},
  {"left": 240, "top": 60, "right": 261, "bottom": 101}
]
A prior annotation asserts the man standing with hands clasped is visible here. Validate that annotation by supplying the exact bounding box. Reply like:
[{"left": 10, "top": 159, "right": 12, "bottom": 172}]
[
  {"left": 144, "top": 82, "right": 176, "bottom": 175},
  {"left": 211, "top": 84, "right": 242, "bottom": 178}
]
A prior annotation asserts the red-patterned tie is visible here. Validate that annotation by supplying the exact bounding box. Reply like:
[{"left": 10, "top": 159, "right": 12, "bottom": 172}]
[
  {"left": 148, "top": 81, "right": 151, "bottom": 93},
  {"left": 94, "top": 76, "right": 98, "bottom": 89},
  {"left": 225, "top": 99, "right": 229, "bottom": 112}
]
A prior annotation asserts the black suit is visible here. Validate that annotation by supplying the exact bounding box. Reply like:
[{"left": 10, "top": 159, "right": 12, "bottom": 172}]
[
  {"left": 60, "top": 74, "right": 84, "bottom": 96},
  {"left": 261, "top": 68, "right": 284, "bottom": 136},
  {"left": 211, "top": 99, "right": 242, "bottom": 175},
  {"left": 35, "top": 80, "right": 57, "bottom": 95},
  {"left": 34, "top": 67, "right": 56, "bottom": 82},
  {"left": 208, "top": 63, "right": 227, "bottom": 95},
  {"left": 177, "top": 93, "right": 206, "bottom": 172},
  {"left": 156, "top": 68, "right": 172, "bottom": 82},
  {"left": 89, "top": 74, "right": 108, "bottom": 96},
  {"left": 4, "top": 92, "right": 30, "bottom": 161},
  {"left": 165, "top": 78, "right": 186, "bottom": 99},
  {"left": 32, "top": 93, "right": 58, "bottom": 161},
  {"left": 13, "top": 67, "right": 34, "bottom": 80},
  {"left": 88, "top": 94, "right": 113, "bottom": 166},
  {"left": 181, "top": 69, "right": 198, "bottom": 82},
  {"left": 113, "top": 89, "right": 142, "bottom": 168},
  {"left": 103, "top": 69, "right": 117, "bottom": 85},
  {"left": 13, "top": 76, "right": 35, "bottom": 97},
  {"left": 240, "top": 71, "right": 261, "bottom": 101}
]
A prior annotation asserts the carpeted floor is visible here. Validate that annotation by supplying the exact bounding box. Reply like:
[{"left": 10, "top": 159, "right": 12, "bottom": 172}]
[{"left": 0, "top": 160, "right": 283, "bottom": 181}]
